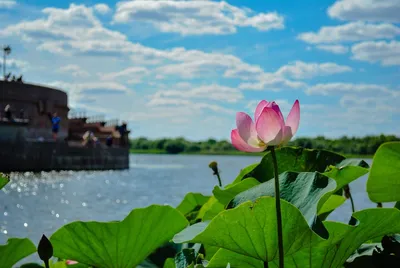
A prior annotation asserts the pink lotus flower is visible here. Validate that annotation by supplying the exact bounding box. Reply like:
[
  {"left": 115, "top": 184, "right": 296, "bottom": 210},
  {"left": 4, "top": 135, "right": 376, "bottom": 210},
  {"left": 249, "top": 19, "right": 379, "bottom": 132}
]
[
  {"left": 231, "top": 100, "right": 300, "bottom": 152},
  {"left": 66, "top": 260, "right": 79, "bottom": 265}
]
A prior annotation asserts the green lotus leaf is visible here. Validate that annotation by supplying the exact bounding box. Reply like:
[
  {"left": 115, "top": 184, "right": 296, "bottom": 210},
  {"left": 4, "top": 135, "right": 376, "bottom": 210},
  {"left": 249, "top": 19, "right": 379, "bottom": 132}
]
[
  {"left": 51, "top": 205, "right": 188, "bottom": 268},
  {"left": 318, "top": 195, "right": 346, "bottom": 220},
  {"left": 207, "top": 249, "right": 262, "bottom": 268},
  {"left": 233, "top": 147, "right": 346, "bottom": 183},
  {"left": 213, "top": 178, "right": 260, "bottom": 206},
  {"left": 367, "top": 142, "right": 400, "bottom": 202},
  {"left": 272, "top": 208, "right": 400, "bottom": 267},
  {"left": 228, "top": 172, "right": 335, "bottom": 231},
  {"left": 195, "top": 196, "right": 224, "bottom": 221},
  {"left": 0, "top": 238, "right": 36, "bottom": 268},
  {"left": 173, "top": 197, "right": 324, "bottom": 262},
  {"left": 177, "top": 193, "right": 210, "bottom": 215}
]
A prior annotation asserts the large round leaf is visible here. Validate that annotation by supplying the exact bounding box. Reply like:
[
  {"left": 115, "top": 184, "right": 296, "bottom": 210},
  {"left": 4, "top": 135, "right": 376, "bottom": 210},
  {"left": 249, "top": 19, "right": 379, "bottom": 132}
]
[
  {"left": 50, "top": 205, "right": 188, "bottom": 268},
  {"left": 233, "top": 147, "right": 346, "bottom": 183},
  {"left": 322, "top": 161, "right": 368, "bottom": 194},
  {"left": 318, "top": 160, "right": 368, "bottom": 211},
  {"left": 207, "top": 249, "right": 262, "bottom": 268},
  {"left": 176, "top": 193, "right": 210, "bottom": 216},
  {"left": 173, "top": 197, "right": 324, "bottom": 262},
  {"left": 317, "top": 195, "right": 346, "bottom": 220},
  {"left": 212, "top": 178, "right": 260, "bottom": 206},
  {"left": 271, "top": 208, "right": 400, "bottom": 267},
  {"left": 195, "top": 196, "right": 224, "bottom": 221},
  {"left": 228, "top": 172, "right": 336, "bottom": 229},
  {"left": 367, "top": 142, "right": 400, "bottom": 202},
  {"left": 0, "top": 238, "right": 36, "bottom": 268}
]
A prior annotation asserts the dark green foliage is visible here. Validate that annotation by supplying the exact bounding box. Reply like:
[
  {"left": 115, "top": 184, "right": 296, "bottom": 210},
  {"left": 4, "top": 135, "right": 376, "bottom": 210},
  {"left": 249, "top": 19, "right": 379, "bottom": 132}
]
[
  {"left": 165, "top": 140, "right": 186, "bottom": 154},
  {"left": 233, "top": 147, "right": 346, "bottom": 183},
  {"left": 130, "top": 134, "right": 400, "bottom": 156},
  {"left": 292, "top": 134, "right": 400, "bottom": 155}
]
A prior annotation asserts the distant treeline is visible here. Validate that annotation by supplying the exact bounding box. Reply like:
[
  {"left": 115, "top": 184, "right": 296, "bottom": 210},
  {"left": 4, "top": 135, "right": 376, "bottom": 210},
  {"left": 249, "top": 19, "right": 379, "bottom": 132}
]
[{"left": 130, "top": 135, "right": 400, "bottom": 156}]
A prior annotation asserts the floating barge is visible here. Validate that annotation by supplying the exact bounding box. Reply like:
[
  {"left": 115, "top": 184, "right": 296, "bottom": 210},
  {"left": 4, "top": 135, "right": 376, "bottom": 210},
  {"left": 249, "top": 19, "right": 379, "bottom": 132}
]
[{"left": 0, "top": 80, "right": 130, "bottom": 172}]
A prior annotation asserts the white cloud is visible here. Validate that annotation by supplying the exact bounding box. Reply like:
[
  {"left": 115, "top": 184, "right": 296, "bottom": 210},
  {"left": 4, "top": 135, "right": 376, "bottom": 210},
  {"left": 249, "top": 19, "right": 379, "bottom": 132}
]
[
  {"left": 340, "top": 94, "right": 400, "bottom": 114},
  {"left": 152, "top": 83, "right": 243, "bottom": 103},
  {"left": 0, "top": 0, "right": 16, "bottom": 9},
  {"left": 238, "top": 61, "right": 352, "bottom": 91},
  {"left": 152, "top": 52, "right": 265, "bottom": 81},
  {"left": 59, "top": 64, "right": 90, "bottom": 78},
  {"left": 100, "top": 67, "right": 149, "bottom": 83},
  {"left": 48, "top": 81, "right": 131, "bottom": 107},
  {"left": 223, "top": 64, "right": 264, "bottom": 80},
  {"left": 328, "top": 0, "right": 400, "bottom": 22},
  {"left": 239, "top": 74, "right": 306, "bottom": 91},
  {"left": 351, "top": 40, "right": 400, "bottom": 66},
  {"left": 1, "top": 4, "right": 125, "bottom": 54},
  {"left": 147, "top": 97, "right": 235, "bottom": 115},
  {"left": 94, "top": 3, "right": 111, "bottom": 14},
  {"left": 306, "top": 82, "right": 394, "bottom": 95},
  {"left": 315, "top": 45, "right": 349, "bottom": 54},
  {"left": 1, "top": 58, "right": 29, "bottom": 70},
  {"left": 276, "top": 61, "right": 352, "bottom": 79},
  {"left": 0, "top": 4, "right": 275, "bottom": 83},
  {"left": 298, "top": 22, "right": 400, "bottom": 44},
  {"left": 113, "top": 0, "right": 284, "bottom": 35}
]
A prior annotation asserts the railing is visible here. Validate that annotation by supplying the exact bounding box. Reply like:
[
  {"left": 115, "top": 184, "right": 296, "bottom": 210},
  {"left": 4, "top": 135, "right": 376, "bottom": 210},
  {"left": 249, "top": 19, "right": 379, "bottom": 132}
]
[
  {"left": 86, "top": 115, "right": 105, "bottom": 124},
  {"left": 68, "top": 110, "right": 87, "bottom": 119},
  {"left": 105, "top": 119, "right": 119, "bottom": 127},
  {"left": 68, "top": 110, "right": 120, "bottom": 127}
]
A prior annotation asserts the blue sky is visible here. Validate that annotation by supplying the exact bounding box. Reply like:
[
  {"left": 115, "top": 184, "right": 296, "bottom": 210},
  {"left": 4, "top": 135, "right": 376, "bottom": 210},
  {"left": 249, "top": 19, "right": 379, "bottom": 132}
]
[{"left": 0, "top": 0, "right": 399, "bottom": 140}]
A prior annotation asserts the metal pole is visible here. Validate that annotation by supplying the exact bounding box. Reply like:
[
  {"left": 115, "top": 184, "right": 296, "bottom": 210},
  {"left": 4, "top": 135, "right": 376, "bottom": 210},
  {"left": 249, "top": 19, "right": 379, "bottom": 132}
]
[{"left": 3, "top": 49, "right": 5, "bottom": 80}]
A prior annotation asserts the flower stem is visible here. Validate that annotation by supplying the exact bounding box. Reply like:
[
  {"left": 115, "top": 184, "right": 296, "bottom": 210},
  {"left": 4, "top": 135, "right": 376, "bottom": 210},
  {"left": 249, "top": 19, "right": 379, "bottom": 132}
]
[
  {"left": 216, "top": 172, "right": 222, "bottom": 187},
  {"left": 344, "top": 185, "right": 355, "bottom": 213},
  {"left": 270, "top": 147, "right": 284, "bottom": 268},
  {"left": 264, "top": 261, "right": 269, "bottom": 268},
  {"left": 349, "top": 194, "right": 355, "bottom": 213}
]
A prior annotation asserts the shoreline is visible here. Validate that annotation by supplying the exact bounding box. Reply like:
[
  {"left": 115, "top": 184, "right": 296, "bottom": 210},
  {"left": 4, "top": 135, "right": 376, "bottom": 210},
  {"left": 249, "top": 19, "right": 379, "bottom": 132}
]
[{"left": 129, "top": 149, "right": 373, "bottom": 159}]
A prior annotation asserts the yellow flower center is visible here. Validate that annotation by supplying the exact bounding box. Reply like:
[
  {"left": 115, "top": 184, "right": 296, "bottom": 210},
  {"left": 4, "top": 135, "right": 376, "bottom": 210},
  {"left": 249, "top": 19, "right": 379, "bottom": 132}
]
[{"left": 258, "top": 140, "right": 266, "bottom": 147}]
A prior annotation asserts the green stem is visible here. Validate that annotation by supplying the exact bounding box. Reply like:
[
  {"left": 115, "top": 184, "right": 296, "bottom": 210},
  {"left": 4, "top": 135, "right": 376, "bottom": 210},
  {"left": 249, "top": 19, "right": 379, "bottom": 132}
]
[
  {"left": 264, "top": 261, "right": 269, "bottom": 268},
  {"left": 349, "top": 194, "right": 355, "bottom": 213},
  {"left": 344, "top": 185, "right": 355, "bottom": 213},
  {"left": 216, "top": 172, "right": 222, "bottom": 187},
  {"left": 270, "top": 147, "right": 284, "bottom": 268}
]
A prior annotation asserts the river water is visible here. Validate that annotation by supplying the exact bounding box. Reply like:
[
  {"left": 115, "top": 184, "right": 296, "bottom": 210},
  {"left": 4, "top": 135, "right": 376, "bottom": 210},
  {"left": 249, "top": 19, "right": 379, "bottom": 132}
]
[{"left": 0, "top": 154, "right": 378, "bottom": 263}]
